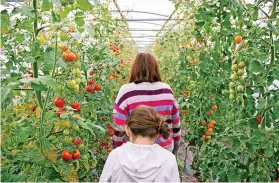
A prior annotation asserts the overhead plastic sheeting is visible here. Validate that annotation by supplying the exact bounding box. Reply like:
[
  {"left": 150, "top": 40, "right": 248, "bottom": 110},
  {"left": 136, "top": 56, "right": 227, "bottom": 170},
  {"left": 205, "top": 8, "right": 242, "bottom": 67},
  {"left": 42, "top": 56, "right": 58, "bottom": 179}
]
[{"left": 108, "top": 0, "right": 175, "bottom": 51}]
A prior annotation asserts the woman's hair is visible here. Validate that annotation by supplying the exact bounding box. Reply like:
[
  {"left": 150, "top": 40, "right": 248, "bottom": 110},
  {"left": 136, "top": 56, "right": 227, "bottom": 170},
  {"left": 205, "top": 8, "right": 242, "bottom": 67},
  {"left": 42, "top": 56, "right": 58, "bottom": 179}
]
[
  {"left": 129, "top": 52, "right": 162, "bottom": 84},
  {"left": 127, "top": 105, "right": 170, "bottom": 139}
]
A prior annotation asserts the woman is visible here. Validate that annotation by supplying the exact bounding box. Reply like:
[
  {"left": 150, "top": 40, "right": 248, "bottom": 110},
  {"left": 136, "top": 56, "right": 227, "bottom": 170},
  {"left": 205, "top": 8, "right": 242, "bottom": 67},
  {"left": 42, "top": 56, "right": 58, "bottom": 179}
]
[
  {"left": 112, "top": 52, "right": 181, "bottom": 153},
  {"left": 100, "top": 106, "right": 180, "bottom": 182}
]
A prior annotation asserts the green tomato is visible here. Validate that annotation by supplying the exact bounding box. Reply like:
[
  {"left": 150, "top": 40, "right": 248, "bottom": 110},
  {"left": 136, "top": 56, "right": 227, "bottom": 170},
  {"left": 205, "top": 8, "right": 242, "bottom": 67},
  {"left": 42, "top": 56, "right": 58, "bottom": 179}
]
[
  {"left": 75, "top": 78, "right": 81, "bottom": 84},
  {"left": 75, "top": 61, "right": 81, "bottom": 67},
  {"left": 63, "top": 129, "right": 70, "bottom": 135},
  {"left": 73, "top": 69, "right": 81, "bottom": 76},
  {"left": 237, "top": 69, "right": 245, "bottom": 76},
  {"left": 237, "top": 85, "right": 244, "bottom": 92},
  {"left": 78, "top": 144, "right": 85, "bottom": 150},
  {"left": 64, "top": 137, "right": 72, "bottom": 144},
  {"left": 238, "top": 61, "right": 245, "bottom": 68},
  {"left": 229, "top": 82, "right": 235, "bottom": 88},
  {"left": 231, "top": 74, "right": 238, "bottom": 81},
  {"left": 72, "top": 84, "right": 79, "bottom": 92},
  {"left": 239, "top": 78, "right": 245, "bottom": 84},
  {"left": 67, "top": 80, "right": 76, "bottom": 88},
  {"left": 73, "top": 125, "right": 80, "bottom": 131},
  {"left": 229, "top": 94, "right": 235, "bottom": 100}
]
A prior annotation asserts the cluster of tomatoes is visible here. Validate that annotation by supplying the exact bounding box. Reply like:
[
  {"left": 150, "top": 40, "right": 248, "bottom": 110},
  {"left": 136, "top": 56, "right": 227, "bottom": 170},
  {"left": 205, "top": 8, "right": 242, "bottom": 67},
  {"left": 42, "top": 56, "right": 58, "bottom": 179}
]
[
  {"left": 109, "top": 40, "right": 120, "bottom": 55},
  {"left": 61, "top": 137, "right": 83, "bottom": 161},
  {"left": 229, "top": 35, "right": 247, "bottom": 101},
  {"left": 108, "top": 72, "right": 119, "bottom": 80},
  {"left": 93, "top": 138, "right": 113, "bottom": 153},
  {"left": 61, "top": 45, "right": 77, "bottom": 63},
  {"left": 181, "top": 91, "right": 190, "bottom": 97},
  {"left": 85, "top": 70, "right": 102, "bottom": 93},
  {"left": 106, "top": 124, "right": 114, "bottom": 137},
  {"left": 185, "top": 55, "right": 199, "bottom": 65},
  {"left": 54, "top": 97, "right": 81, "bottom": 118},
  {"left": 201, "top": 105, "right": 217, "bottom": 141},
  {"left": 23, "top": 71, "right": 34, "bottom": 78}
]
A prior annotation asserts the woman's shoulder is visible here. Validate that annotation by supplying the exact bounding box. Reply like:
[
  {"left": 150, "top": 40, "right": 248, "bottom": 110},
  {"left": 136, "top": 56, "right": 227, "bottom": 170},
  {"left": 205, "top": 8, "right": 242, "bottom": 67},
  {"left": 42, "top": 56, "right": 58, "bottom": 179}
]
[{"left": 158, "top": 82, "right": 172, "bottom": 90}]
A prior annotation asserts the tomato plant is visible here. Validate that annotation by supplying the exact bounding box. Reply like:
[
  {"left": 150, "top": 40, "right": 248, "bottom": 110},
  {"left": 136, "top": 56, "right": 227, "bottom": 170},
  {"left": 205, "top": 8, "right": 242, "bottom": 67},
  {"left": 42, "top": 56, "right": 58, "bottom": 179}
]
[
  {"left": 152, "top": 0, "right": 278, "bottom": 181},
  {"left": 1, "top": 0, "right": 137, "bottom": 181}
]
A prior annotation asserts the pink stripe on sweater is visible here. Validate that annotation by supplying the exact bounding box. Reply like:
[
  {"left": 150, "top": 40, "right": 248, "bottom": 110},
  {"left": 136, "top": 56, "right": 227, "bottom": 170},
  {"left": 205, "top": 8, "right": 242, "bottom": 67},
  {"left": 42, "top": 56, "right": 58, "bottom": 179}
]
[
  {"left": 173, "top": 136, "right": 180, "bottom": 141},
  {"left": 172, "top": 117, "right": 180, "bottom": 124},
  {"left": 113, "top": 116, "right": 126, "bottom": 125},
  {"left": 114, "top": 104, "right": 128, "bottom": 115},
  {"left": 158, "top": 138, "right": 173, "bottom": 147},
  {"left": 172, "top": 106, "right": 178, "bottom": 115},
  {"left": 157, "top": 110, "right": 172, "bottom": 116},
  {"left": 127, "top": 100, "right": 174, "bottom": 111}
]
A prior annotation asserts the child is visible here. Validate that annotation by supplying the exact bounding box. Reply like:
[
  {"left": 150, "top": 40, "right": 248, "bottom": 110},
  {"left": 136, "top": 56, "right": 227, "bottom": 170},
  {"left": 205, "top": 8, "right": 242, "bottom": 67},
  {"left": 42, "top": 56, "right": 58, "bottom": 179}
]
[{"left": 100, "top": 105, "right": 180, "bottom": 182}]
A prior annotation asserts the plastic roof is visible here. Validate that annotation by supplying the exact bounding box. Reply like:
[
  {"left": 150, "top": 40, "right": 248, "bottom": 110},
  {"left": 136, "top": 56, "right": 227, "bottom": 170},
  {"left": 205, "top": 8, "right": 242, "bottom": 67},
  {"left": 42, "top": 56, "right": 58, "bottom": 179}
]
[{"left": 108, "top": 0, "right": 175, "bottom": 51}]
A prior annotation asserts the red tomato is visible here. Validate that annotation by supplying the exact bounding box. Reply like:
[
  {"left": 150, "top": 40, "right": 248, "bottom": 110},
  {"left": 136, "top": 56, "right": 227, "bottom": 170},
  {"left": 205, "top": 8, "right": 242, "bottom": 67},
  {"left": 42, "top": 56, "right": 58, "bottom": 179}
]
[
  {"left": 86, "top": 86, "right": 95, "bottom": 93},
  {"left": 54, "top": 97, "right": 65, "bottom": 108},
  {"left": 71, "top": 102, "right": 80, "bottom": 112},
  {"left": 256, "top": 115, "right": 262, "bottom": 124},
  {"left": 72, "top": 137, "right": 82, "bottom": 146},
  {"left": 107, "top": 124, "right": 113, "bottom": 130},
  {"left": 89, "top": 71, "right": 94, "bottom": 75},
  {"left": 61, "top": 150, "right": 72, "bottom": 161},
  {"left": 94, "top": 85, "right": 102, "bottom": 91},
  {"left": 88, "top": 79, "right": 95, "bottom": 85},
  {"left": 72, "top": 149, "right": 81, "bottom": 160},
  {"left": 109, "top": 130, "right": 114, "bottom": 137},
  {"left": 63, "top": 51, "right": 77, "bottom": 62},
  {"left": 56, "top": 108, "right": 63, "bottom": 118},
  {"left": 211, "top": 105, "right": 217, "bottom": 111}
]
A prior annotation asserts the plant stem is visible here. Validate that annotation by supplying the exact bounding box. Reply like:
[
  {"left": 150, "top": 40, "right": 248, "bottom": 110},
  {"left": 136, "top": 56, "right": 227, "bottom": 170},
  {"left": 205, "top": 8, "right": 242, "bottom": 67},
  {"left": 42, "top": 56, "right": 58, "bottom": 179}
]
[
  {"left": 40, "top": 33, "right": 59, "bottom": 138},
  {"left": 32, "top": 0, "right": 43, "bottom": 109}
]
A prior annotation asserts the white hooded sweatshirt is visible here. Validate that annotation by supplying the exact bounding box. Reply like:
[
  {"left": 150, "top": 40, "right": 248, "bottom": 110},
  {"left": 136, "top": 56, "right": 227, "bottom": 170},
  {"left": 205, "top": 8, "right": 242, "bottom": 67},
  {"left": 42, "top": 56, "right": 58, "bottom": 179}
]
[{"left": 99, "top": 142, "right": 180, "bottom": 182}]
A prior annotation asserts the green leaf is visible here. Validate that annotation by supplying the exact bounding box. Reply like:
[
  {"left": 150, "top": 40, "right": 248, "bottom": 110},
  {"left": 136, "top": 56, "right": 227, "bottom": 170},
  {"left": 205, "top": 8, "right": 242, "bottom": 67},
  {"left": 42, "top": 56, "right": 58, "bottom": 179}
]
[
  {"left": 264, "top": 140, "right": 273, "bottom": 157},
  {"left": 39, "top": 76, "right": 59, "bottom": 90},
  {"left": 92, "top": 124, "right": 105, "bottom": 133},
  {"left": 1, "top": 10, "right": 10, "bottom": 34},
  {"left": 271, "top": 134, "right": 279, "bottom": 143},
  {"left": 249, "top": 118, "right": 258, "bottom": 129},
  {"left": 45, "top": 110, "right": 55, "bottom": 121},
  {"left": 1, "top": 87, "right": 12, "bottom": 109},
  {"left": 31, "top": 82, "right": 48, "bottom": 91},
  {"left": 60, "top": 5, "right": 72, "bottom": 19},
  {"left": 227, "top": 166, "right": 240, "bottom": 181},
  {"left": 247, "top": 143, "right": 256, "bottom": 156},
  {"left": 51, "top": 10, "right": 60, "bottom": 23},
  {"left": 42, "top": 0, "right": 53, "bottom": 12},
  {"left": 267, "top": 20, "right": 279, "bottom": 35},
  {"left": 76, "top": 120, "right": 95, "bottom": 136},
  {"left": 20, "top": 6, "right": 35, "bottom": 18},
  {"left": 19, "top": 127, "right": 31, "bottom": 143},
  {"left": 25, "top": 56, "right": 36, "bottom": 63},
  {"left": 15, "top": 34, "right": 25, "bottom": 43},
  {"left": 249, "top": 61, "right": 265, "bottom": 73},
  {"left": 75, "top": 16, "right": 85, "bottom": 27},
  {"left": 76, "top": 0, "right": 92, "bottom": 11},
  {"left": 60, "top": 112, "right": 69, "bottom": 119}
]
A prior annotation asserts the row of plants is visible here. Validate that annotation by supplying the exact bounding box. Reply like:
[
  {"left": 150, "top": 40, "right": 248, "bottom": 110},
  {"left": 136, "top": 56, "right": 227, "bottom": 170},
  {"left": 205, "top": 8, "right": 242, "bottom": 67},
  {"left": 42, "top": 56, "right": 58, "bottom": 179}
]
[
  {"left": 152, "top": 0, "right": 278, "bottom": 181},
  {"left": 1, "top": 0, "right": 137, "bottom": 181}
]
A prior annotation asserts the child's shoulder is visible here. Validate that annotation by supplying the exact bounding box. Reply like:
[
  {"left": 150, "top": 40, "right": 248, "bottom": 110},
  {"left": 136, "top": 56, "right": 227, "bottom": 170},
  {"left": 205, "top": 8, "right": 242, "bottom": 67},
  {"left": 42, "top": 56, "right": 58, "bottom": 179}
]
[{"left": 155, "top": 146, "right": 176, "bottom": 161}]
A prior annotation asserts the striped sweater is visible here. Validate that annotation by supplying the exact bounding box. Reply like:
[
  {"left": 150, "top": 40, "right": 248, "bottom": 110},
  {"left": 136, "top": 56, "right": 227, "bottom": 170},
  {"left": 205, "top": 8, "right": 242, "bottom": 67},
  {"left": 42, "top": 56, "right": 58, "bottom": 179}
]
[{"left": 112, "top": 82, "right": 181, "bottom": 151}]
